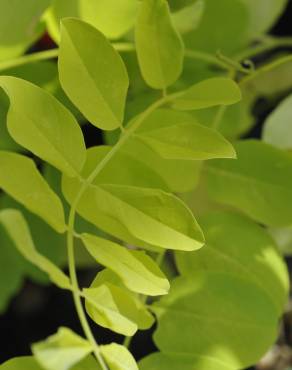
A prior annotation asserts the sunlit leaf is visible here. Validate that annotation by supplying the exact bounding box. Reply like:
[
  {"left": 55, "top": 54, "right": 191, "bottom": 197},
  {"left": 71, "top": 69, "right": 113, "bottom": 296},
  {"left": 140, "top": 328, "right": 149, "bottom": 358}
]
[
  {"left": 100, "top": 343, "right": 138, "bottom": 370},
  {"left": 0, "top": 209, "right": 70, "bottom": 289},
  {"left": 62, "top": 180, "right": 205, "bottom": 251},
  {"left": 140, "top": 272, "right": 279, "bottom": 370},
  {"left": 0, "top": 76, "right": 86, "bottom": 177},
  {"left": 176, "top": 211, "right": 289, "bottom": 314},
  {"left": 0, "top": 151, "right": 66, "bottom": 232},
  {"left": 135, "top": 0, "right": 184, "bottom": 89},
  {"left": 46, "top": 0, "right": 138, "bottom": 43},
  {"left": 263, "top": 93, "right": 292, "bottom": 150},
  {"left": 172, "top": 77, "right": 242, "bottom": 111},
  {"left": 207, "top": 140, "right": 292, "bottom": 226},
  {"left": 32, "top": 328, "right": 92, "bottom": 370},
  {"left": 59, "top": 18, "right": 129, "bottom": 130},
  {"left": 171, "top": 0, "right": 204, "bottom": 34},
  {"left": 81, "top": 234, "right": 169, "bottom": 296}
]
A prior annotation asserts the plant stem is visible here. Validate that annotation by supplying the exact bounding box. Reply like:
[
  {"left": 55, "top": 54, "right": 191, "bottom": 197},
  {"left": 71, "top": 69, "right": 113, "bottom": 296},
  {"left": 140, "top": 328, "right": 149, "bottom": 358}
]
[
  {"left": 66, "top": 92, "right": 181, "bottom": 366},
  {"left": 184, "top": 49, "right": 228, "bottom": 70},
  {"left": 0, "top": 42, "right": 134, "bottom": 72}
]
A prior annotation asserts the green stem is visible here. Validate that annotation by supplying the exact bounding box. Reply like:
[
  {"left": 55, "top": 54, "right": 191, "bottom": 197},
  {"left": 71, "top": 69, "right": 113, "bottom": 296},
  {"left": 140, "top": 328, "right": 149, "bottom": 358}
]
[
  {"left": 66, "top": 92, "right": 180, "bottom": 365},
  {"left": 0, "top": 42, "right": 134, "bottom": 72},
  {"left": 184, "top": 49, "right": 228, "bottom": 70},
  {"left": 239, "top": 54, "right": 292, "bottom": 86}
]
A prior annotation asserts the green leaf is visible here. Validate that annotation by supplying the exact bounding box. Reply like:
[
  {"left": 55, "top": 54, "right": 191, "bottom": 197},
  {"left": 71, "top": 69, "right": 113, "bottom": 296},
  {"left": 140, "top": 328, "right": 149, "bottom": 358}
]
[
  {"left": 81, "top": 234, "right": 169, "bottom": 296},
  {"left": 91, "top": 269, "right": 154, "bottom": 329},
  {"left": 77, "top": 145, "right": 169, "bottom": 191},
  {"left": 100, "top": 343, "right": 138, "bottom": 370},
  {"left": 184, "top": 0, "right": 249, "bottom": 55},
  {"left": 0, "top": 0, "right": 50, "bottom": 61},
  {"left": 172, "top": 77, "right": 242, "bottom": 111},
  {"left": 206, "top": 140, "right": 292, "bottom": 227},
  {"left": 83, "top": 284, "right": 138, "bottom": 336},
  {"left": 263, "top": 93, "right": 292, "bottom": 150},
  {"left": 59, "top": 18, "right": 129, "bottom": 130},
  {"left": 135, "top": 0, "right": 184, "bottom": 89},
  {"left": 62, "top": 181, "right": 205, "bottom": 251},
  {"left": 176, "top": 211, "right": 289, "bottom": 314},
  {"left": 46, "top": 0, "right": 138, "bottom": 43},
  {"left": 134, "top": 111, "right": 236, "bottom": 160},
  {"left": 0, "top": 151, "right": 66, "bottom": 232},
  {"left": 269, "top": 226, "right": 292, "bottom": 256},
  {"left": 0, "top": 209, "right": 70, "bottom": 289},
  {"left": 242, "top": 0, "right": 288, "bottom": 38},
  {"left": 0, "top": 76, "right": 86, "bottom": 177},
  {"left": 0, "top": 357, "right": 100, "bottom": 370},
  {"left": 140, "top": 272, "right": 279, "bottom": 370},
  {"left": 171, "top": 0, "right": 204, "bottom": 34},
  {"left": 123, "top": 109, "right": 203, "bottom": 192},
  {"left": 168, "top": 0, "right": 198, "bottom": 12},
  {"left": 32, "top": 328, "right": 92, "bottom": 370}
]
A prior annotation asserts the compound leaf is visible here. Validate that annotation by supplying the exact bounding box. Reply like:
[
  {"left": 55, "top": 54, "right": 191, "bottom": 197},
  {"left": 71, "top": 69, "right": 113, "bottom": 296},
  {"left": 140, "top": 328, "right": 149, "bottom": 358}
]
[
  {"left": 135, "top": 0, "right": 184, "bottom": 89},
  {"left": 0, "top": 151, "right": 66, "bottom": 232},
  {"left": 0, "top": 209, "right": 70, "bottom": 289},
  {"left": 172, "top": 77, "right": 242, "bottom": 110},
  {"left": 81, "top": 234, "right": 169, "bottom": 296},
  {"left": 0, "top": 76, "right": 86, "bottom": 177},
  {"left": 59, "top": 18, "right": 129, "bottom": 130}
]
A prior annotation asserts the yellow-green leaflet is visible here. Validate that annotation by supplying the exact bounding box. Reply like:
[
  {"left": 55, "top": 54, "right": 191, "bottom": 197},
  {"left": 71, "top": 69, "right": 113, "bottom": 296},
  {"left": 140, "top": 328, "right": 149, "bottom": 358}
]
[
  {"left": 0, "top": 76, "right": 86, "bottom": 177},
  {"left": 59, "top": 18, "right": 129, "bottom": 130},
  {"left": 100, "top": 343, "right": 138, "bottom": 370},
  {"left": 32, "top": 328, "right": 92, "bottom": 370},
  {"left": 0, "top": 151, "right": 66, "bottom": 232},
  {"left": 135, "top": 0, "right": 184, "bottom": 89},
  {"left": 172, "top": 77, "right": 242, "bottom": 110},
  {"left": 0, "top": 209, "right": 70, "bottom": 290},
  {"left": 81, "top": 234, "right": 169, "bottom": 296}
]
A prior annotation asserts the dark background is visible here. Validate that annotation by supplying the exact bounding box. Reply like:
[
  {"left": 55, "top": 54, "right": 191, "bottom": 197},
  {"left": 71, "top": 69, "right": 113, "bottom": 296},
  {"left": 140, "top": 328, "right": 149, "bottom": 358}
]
[{"left": 1, "top": 2, "right": 292, "bottom": 368}]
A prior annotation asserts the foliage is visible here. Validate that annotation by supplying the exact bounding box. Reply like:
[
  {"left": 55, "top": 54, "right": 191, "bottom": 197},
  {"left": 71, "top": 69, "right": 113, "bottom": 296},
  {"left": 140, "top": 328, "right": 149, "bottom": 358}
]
[{"left": 0, "top": 1, "right": 291, "bottom": 369}]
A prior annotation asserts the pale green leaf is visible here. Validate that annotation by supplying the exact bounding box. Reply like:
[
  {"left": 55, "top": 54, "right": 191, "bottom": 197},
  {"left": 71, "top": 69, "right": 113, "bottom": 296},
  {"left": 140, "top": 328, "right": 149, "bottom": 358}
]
[
  {"left": 0, "top": 76, "right": 86, "bottom": 177},
  {"left": 83, "top": 284, "right": 137, "bottom": 336},
  {"left": 123, "top": 109, "right": 203, "bottom": 192},
  {"left": 269, "top": 226, "right": 292, "bottom": 256},
  {"left": 62, "top": 181, "right": 205, "bottom": 251},
  {"left": 172, "top": 77, "right": 242, "bottom": 111},
  {"left": 81, "top": 234, "right": 169, "bottom": 296},
  {"left": 135, "top": 114, "right": 236, "bottom": 160},
  {"left": 263, "top": 93, "right": 292, "bottom": 150},
  {"left": 78, "top": 145, "right": 169, "bottom": 191},
  {"left": 135, "top": 0, "right": 184, "bottom": 89},
  {"left": 100, "top": 343, "right": 138, "bottom": 370},
  {"left": 207, "top": 140, "right": 292, "bottom": 226},
  {"left": 0, "top": 356, "right": 100, "bottom": 370},
  {"left": 59, "top": 18, "right": 129, "bottom": 130},
  {"left": 140, "top": 272, "right": 279, "bottom": 370},
  {"left": 0, "top": 209, "right": 70, "bottom": 289},
  {"left": 91, "top": 269, "right": 154, "bottom": 330},
  {"left": 176, "top": 211, "right": 289, "bottom": 314},
  {"left": 242, "top": 0, "right": 288, "bottom": 38},
  {"left": 171, "top": 0, "right": 204, "bottom": 34},
  {"left": 0, "top": 151, "right": 66, "bottom": 232},
  {"left": 0, "top": 0, "right": 49, "bottom": 61},
  {"left": 46, "top": 0, "right": 138, "bottom": 43},
  {"left": 184, "top": 0, "right": 249, "bottom": 55},
  {"left": 32, "top": 327, "right": 92, "bottom": 370}
]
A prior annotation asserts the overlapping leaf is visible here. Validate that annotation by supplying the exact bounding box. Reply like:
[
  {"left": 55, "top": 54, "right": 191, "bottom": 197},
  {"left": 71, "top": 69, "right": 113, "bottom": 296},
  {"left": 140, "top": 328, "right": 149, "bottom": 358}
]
[
  {"left": 207, "top": 140, "right": 292, "bottom": 226},
  {"left": 0, "top": 76, "right": 86, "bottom": 176},
  {"left": 135, "top": 0, "right": 184, "bottom": 88},
  {"left": 0, "top": 152, "right": 66, "bottom": 232},
  {"left": 59, "top": 18, "right": 129, "bottom": 130},
  {"left": 81, "top": 234, "right": 169, "bottom": 296},
  {"left": 0, "top": 209, "right": 70, "bottom": 289},
  {"left": 100, "top": 343, "right": 138, "bottom": 370}
]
